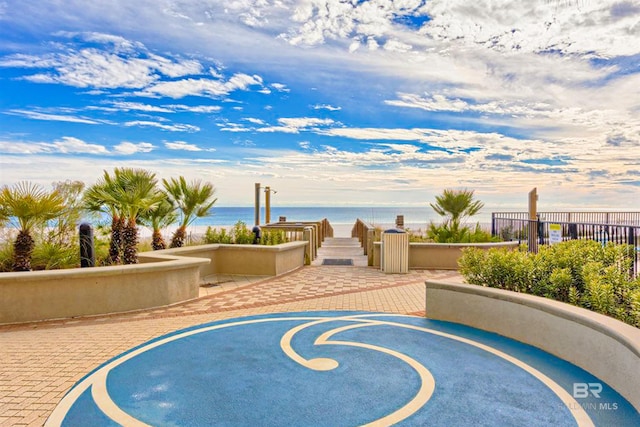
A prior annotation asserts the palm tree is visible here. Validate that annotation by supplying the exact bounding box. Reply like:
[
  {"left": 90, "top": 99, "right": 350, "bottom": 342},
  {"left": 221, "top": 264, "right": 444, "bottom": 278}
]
[
  {"left": 112, "top": 169, "right": 163, "bottom": 264},
  {"left": 428, "top": 189, "right": 484, "bottom": 243},
  {"left": 139, "top": 197, "right": 177, "bottom": 250},
  {"left": 84, "top": 168, "right": 163, "bottom": 264},
  {"left": 0, "top": 182, "right": 65, "bottom": 271},
  {"left": 163, "top": 177, "right": 217, "bottom": 248},
  {"left": 430, "top": 188, "right": 484, "bottom": 231},
  {"left": 84, "top": 171, "right": 126, "bottom": 264}
]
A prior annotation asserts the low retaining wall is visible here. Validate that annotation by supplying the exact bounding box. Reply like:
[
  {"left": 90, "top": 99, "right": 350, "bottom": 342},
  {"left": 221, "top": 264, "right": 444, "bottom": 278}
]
[
  {"left": 0, "top": 242, "right": 307, "bottom": 325},
  {"left": 0, "top": 253, "right": 208, "bottom": 325},
  {"left": 372, "top": 241, "right": 518, "bottom": 269},
  {"left": 145, "top": 241, "right": 307, "bottom": 276},
  {"left": 425, "top": 281, "right": 640, "bottom": 413}
]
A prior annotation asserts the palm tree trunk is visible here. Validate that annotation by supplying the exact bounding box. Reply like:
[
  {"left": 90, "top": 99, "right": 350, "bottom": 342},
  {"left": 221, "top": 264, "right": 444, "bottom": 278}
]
[
  {"left": 12, "top": 230, "right": 35, "bottom": 271},
  {"left": 122, "top": 217, "right": 139, "bottom": 264},
  {"left": 152, "top": 229, "right": 166, "bottom": 250},
  {"left": 109, "top": 215, "right": 124, "bottom": 264},
  {"left": 170, "top": 226, "right": 187, "bottom": 248}
]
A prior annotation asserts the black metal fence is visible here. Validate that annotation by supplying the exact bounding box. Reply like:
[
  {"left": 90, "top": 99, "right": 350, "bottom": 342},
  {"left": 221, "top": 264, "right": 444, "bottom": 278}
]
[
  {"left": 491, "top": 214, "right": 640, "bottom": 277},
  {"left": 492, "top": 211, "right": 640, "bottom": 226}
]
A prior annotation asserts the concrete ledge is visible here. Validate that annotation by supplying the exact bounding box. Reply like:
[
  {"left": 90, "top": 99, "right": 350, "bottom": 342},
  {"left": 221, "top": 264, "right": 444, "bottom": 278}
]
[
  {"left": 0, "top": 254, "right": 208, "bottom": 325},
  {"left": 425, "top": 280, "right": 640, "bottom": 412},
  {"left": 0, "top": 242, "right": 307, "bottom": 325},
  {"left": 372, "top": 241, "right": 519, "bottom": 269},
  {"left": 147, "top": 241, "right": 307, "bottom": 276}
]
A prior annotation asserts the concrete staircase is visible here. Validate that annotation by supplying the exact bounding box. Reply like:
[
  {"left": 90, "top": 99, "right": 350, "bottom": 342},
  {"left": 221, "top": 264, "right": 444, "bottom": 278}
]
[{"left": 311, "top": 237, "right": 368, "bottom": 267}]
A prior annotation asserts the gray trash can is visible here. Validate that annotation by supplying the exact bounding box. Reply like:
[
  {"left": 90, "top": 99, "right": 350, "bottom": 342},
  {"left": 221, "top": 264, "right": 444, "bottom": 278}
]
[{"left": 381, "top": 229, "right": 409, "bottom": 273}]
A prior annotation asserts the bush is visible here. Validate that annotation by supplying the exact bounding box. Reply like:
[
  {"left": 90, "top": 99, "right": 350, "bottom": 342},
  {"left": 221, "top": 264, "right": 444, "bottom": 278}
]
[
  {"left": 0, "top": 242, "right": 14, "bottom": 272},
  {"left": 203, "top": 226, "right": 233, "bottom": 244},
  {"left": 261, "top": 229, "right": 287, "bottom": 246},
  {"left": 459, "top": 240, "right": 640, "bottom": 327},
  {"left": 232, "top": 221, "right": 254, "bottom": 245},
  {"left": 202, "top": 221, "right": 288, "bottom": 246},
  {"left": 428, "top": 222, "right": 499, "bottom": 243},
  {"left": 31, "top": 242, "right": 80, "bottom": 270}
]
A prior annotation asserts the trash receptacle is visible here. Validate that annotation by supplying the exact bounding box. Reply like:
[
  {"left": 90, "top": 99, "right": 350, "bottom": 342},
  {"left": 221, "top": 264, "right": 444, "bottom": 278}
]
[{"left": 381, "top": 229, "right": 409, "bottom": 273}]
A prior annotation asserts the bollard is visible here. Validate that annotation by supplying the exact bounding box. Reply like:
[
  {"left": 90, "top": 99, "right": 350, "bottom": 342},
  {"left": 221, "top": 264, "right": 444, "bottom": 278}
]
[
  {"left": 79, "top": 223, "right": 95, "bottom": 268},
  {"left": 252, "top": 226, "right": 262, "bottom": 245}
]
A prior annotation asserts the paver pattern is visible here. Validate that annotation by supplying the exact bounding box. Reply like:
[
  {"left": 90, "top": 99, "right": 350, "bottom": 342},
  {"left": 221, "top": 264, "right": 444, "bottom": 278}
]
[{"left": 0, "top": 238, "right": 460, "bottom": 426}]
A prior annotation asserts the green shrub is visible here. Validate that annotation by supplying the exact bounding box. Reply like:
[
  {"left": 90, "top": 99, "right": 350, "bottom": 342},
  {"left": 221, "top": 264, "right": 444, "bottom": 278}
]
[
  {"left": 0, "top": 242, "right": 14, "bottom": 272},
  {"left": 31, "top": 242, "right": 80, "bottom": 270},
  {"left": 232, "top": 221, "right": 254, "bottom": 245},
  {"left": 261, "top": 229, "right": 287, "bottom": 246},
  {"left": 459, "top": 246, "right": 532, "bottom": 292},
  {"left": 459, "top": 240, "right": 640, "bottom": 327},
  {"left": 428, "top": 222, "right": 498, "bottom": 243},
  {"left": 202, "top": 222, "right": 288, "bottom": 246},
  {"left": 203, "top": 226, "right": 233, "bottom": 244}
]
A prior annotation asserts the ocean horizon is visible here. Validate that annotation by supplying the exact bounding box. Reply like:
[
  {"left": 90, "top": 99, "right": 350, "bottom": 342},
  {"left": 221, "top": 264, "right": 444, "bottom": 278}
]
[{"left": 191, "top": 206, "right": 504, "bottom": 228}]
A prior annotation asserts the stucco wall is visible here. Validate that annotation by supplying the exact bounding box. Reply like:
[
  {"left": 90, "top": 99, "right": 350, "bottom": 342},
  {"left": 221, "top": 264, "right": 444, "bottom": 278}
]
[
  {"left": 146, "top": 241, "right": 306, "bottom": 276},
  {"left": 0, "top": 254, "right": 207, "bottom": 325},
  {"left": 372, "top": 241, "right": 518, "bottom": 269},
  {"left": 424, "top": 281, "right": 640, "bottom": 413},
  {"left": 0, "top": 241, "right": 307, "bottom": 325}
]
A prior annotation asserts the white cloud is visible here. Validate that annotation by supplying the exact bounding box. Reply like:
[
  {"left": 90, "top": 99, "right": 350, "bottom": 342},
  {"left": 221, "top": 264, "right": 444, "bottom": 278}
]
[
  {"left": 172, "top": 105, "right": 221, "bottom": 113},
  {"left": 107, "top": 102, "right": 174, "bottom": 113},
  {"left": 138, "top": 73, "right": 263, "bottom": 98},
  {"left": 124, "top": 120, "right": 200, "bottom": 132},
  {"left": 6, "top": 109, "right": 103, "bottom": 124},
  {"left": 113, "top": 141, "right": 155, "bottom": 154},
  {"left": 0, "top": 136, "right": 109, "bottom": 155},
  {"left": 164, "top": 140, "right": 215, "bottom": 152},
  {"left": 257, "top": 117, "right": 336, "bottom": 133},
  {"left": 313, "top": 104, "right": 341, "bottom": 111},
  {"left": 271, "top": 83, "right": 290, "bottom": 92}
]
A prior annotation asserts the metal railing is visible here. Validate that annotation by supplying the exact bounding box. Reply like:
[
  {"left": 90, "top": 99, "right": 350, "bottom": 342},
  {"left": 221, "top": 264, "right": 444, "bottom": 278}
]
[
  {"left": 492, "top": 212, "right": 640, "bottom": 231},
  {"left": 492, "top": 215, "right": 640, "bottom": 277}
]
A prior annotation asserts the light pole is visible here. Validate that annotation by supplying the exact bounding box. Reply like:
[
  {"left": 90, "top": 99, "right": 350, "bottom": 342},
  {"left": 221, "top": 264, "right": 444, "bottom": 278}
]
[
  {"left": 264, "top": 186, "right": 277, "bottom": 224},
  {"left": 254, "top": 182, "right": 261, "bottom": 225}
]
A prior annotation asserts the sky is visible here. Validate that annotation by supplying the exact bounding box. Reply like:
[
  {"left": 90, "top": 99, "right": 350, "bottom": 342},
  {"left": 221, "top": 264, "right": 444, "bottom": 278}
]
[{"left": 0, "top": 0, "right": 639, "bottom": 210}]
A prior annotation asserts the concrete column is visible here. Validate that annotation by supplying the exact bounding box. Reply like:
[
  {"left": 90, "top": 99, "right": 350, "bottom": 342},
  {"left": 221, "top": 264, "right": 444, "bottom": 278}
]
[{"left": 254, "top": 182, "right": 260, "bottom": 226}]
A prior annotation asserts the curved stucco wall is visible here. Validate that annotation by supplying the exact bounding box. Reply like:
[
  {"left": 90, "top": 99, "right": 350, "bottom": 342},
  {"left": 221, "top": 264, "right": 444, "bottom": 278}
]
[
  {"left": 424, "top": 281, "right": 640, "bottom": 413},
  {"left": 0, "top": 241, "right": 307, "bottom": 325},
  {"left": 0, "top": 254, "right": 208, "bottom": 325},
  {"left": 372, "top": 241, "right": 519, "bottom": 269}
]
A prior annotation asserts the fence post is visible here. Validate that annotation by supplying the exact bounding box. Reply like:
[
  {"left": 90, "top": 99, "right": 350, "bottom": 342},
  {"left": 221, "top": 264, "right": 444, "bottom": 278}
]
[
  {"left": 628, "top": 227, "right": 637, "bottom": 277},
  {"left": 528, "top": 188, "right": 538, "bottom": 253},
  {"left": 491, "top": 212, "right": 496, "bottom": 237}
]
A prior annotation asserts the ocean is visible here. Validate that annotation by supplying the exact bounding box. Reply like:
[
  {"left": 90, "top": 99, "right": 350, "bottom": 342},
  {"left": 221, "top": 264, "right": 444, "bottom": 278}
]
[{"left": 194, "top": 206, "right": 496, "bottom": 229}]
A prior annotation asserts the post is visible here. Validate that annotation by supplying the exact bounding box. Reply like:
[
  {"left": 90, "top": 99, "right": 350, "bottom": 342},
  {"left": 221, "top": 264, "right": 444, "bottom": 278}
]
[
  {"left": 79, "top": 223, "right": 95, "bottom": 268},
  {"left": 528, "top": 188, "right": 538, "bottom": 253},
  {"left": 254, "top": 182, "right": 261, "bottom": 226},
  {"left": 265, "top": 186, "right": 271, "bottom": 224}
]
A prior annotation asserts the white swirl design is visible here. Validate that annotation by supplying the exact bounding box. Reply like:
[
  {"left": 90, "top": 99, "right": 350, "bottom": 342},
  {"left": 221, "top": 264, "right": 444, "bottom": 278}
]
[{"left": 46, "top": 314, "right": 595, "bottom": 427}]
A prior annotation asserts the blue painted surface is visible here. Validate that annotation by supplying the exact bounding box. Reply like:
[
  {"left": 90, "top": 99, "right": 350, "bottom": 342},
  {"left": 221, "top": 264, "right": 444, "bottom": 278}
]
[{"left": 53, "top": 312, "right": 640, "bottom": 426}]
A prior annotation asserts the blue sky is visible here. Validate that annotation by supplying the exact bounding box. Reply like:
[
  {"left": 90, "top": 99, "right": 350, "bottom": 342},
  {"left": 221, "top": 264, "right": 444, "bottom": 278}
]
[{"left": 0, "top": 0, "right": 639, "bottom": 209}]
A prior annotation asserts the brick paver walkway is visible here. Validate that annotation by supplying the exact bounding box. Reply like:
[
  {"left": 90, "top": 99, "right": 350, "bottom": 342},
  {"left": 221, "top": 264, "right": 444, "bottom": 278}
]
[{"left": 0, "top": 239, "right": 462, "bottom": 426}]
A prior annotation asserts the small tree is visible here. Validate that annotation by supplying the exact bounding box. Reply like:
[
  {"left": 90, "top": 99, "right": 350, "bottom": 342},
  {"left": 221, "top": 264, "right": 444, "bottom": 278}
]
[
  {"left": 139, "top": 197, "right": 177, "bottom": 250},
  {"left": 0, "top": 182, "right": 65, "bottom": 271},
  {"left": 84, "top": 168, "right": 162, "bottom": 264},
  {"left": 48, "top": 180, "right": 85, "bottom": 246},
  {"left": 163, "top": 177, "right": 217, "bottom": 248},
  {"left": 428, "top": 189, "right": 487, "bottom": 243},
  {"left": 84, "top": 171, "right": 126, "bottom": 264}
]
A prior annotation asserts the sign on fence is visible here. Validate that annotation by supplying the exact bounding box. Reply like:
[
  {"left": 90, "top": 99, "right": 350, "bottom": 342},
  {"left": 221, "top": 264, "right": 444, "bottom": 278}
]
[{"left": 549, "top": 223, "right": 562, "bottom": 245}]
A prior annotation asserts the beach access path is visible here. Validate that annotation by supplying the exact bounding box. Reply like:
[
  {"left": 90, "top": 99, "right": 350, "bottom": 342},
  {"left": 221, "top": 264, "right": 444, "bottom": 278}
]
[{"left": 0, "top": 237, "right": 462, "bottom": 426}]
